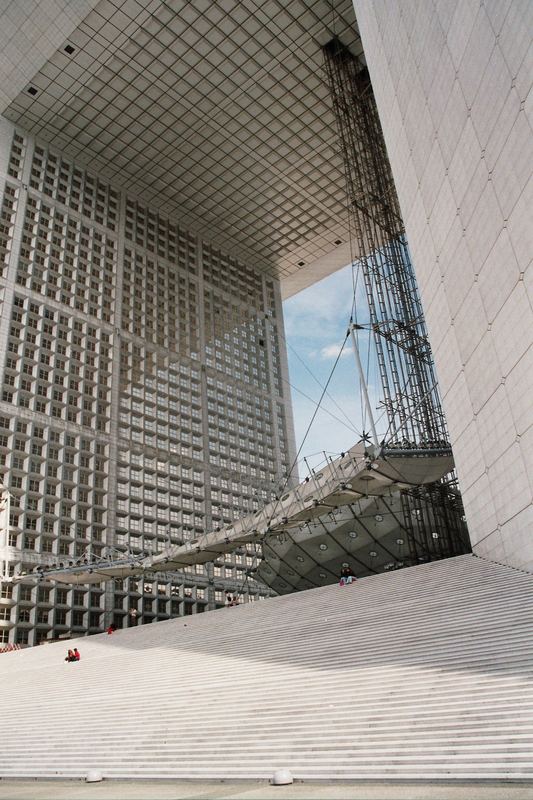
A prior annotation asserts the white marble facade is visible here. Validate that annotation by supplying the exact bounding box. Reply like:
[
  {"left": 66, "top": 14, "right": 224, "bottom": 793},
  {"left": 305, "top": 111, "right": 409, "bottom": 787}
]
[{"left": 353, "top": 0, "right": 532, "bottom": 570}]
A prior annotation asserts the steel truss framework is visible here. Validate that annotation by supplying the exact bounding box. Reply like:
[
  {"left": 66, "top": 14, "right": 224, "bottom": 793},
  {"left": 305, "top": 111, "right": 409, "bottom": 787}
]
[{"left": 322, "top": 37, "right": 470, "bottom": 562}]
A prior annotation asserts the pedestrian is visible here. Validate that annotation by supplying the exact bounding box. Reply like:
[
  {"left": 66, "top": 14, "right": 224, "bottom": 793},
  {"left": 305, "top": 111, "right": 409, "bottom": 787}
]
[
  {"left": 128, "top": 607, "right": 139, "bottom": 626},
  {"left": 224, "top": 591, "right": 232, "bottom": 607},
  {"left": 339, "top": 564, "right": 356, "bottom": 586},
  {"left": 73, "top": 648, "right": 80, "bottom": 661},
  {"left": 107, "top": 623, "right": 117, "bottom": 635},
  {"left": 65, "top": 649, "right": 75, "bottom": 662}
]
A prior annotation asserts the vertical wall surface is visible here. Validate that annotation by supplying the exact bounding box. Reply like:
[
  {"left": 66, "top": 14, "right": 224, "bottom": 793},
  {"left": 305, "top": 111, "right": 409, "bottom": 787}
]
[
  {"left": 0, "top": 119, "right": 295, "bottom": 645},
  {"left": 353, "top": 0, "right": 532, "bottom": 569}
]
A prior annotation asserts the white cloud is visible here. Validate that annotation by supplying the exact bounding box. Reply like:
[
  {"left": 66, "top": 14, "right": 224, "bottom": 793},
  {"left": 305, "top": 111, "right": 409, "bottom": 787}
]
[
  {"left": 282, "top": 261, "right": 384, "bottom": 474},
  {"left": 283, "top": 264, "right": 356, "bottom": 340},
  {"left": 320, "top": 343, "right": 351, "bottom": 360}
]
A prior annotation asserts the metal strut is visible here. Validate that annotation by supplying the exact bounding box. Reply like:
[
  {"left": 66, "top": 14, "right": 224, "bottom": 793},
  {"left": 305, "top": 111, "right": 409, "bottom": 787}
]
[
  {"left": 322, "top": 37, "right": 470, "bottom": 561},
  {"left": 323, "top": 38, "right": 447, "bottom": 447}
]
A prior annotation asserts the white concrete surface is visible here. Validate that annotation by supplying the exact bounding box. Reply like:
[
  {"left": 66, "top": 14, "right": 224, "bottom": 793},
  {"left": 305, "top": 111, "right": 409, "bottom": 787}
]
[
  {"left": 0, "top": 0, "right": 99, "bottom": 114},
  {"left": 353, "top": 0, "right": 533, "bottom": 571},
  {"left": 0, "top": 555, "right": 532, "bottom": 781}
]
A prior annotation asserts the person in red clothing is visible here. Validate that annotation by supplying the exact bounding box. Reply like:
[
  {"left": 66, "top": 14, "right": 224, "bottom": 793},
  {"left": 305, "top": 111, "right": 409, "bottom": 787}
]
[
  {"left": 73, "top": 648, "right": 80, "bottom": 661},
  {"left": 107, "top": 623, "right": 117, "bottom": 635},
  {"left": 339, "top": 564, "right": 356, "bottom": 586}
]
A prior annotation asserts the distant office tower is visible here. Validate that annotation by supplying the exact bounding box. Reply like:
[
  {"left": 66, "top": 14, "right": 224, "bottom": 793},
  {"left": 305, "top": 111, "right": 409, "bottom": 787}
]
[{"left": 0, "top": 120, "right": 296, "bottom": 645}]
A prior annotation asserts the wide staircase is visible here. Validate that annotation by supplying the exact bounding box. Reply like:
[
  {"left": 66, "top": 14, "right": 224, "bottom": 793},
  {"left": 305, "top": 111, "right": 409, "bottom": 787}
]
[{"left": 1, "top": 554, "right": 532, "bottom": 781}]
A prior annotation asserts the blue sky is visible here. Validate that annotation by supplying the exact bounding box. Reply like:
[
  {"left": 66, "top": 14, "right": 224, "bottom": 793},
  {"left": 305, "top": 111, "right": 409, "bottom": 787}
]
[{"left": 282, "top": 263, "right": 384, "bottom": 474}]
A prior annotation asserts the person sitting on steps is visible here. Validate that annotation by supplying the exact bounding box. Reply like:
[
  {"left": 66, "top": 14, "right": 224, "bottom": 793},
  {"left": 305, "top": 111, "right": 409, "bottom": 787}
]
[{"left": 339, "top": 564, "right": 356, "bottom": 586}]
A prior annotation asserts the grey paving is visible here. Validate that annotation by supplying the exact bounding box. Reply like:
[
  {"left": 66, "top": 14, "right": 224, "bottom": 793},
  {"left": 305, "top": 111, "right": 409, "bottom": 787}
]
[{"left": 1, "top": 779, "right": 533, "bottom": 800}]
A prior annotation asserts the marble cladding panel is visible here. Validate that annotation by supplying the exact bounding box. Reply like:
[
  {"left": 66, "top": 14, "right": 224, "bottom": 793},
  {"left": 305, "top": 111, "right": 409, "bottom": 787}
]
[
  {"left": 519, "top": 423, "right": 533, "bottom": 498},
  {"left": 450, "top": 417, "right": 485, "bottom": 494},
  {"left": 499, "top": 505, "right": 533, "bottom": 572},
  {"left": 477, "top": 228, "right": 521, "bottom": 323},
  {"left": 487, "top": 440, "right": 531, "bottom": 527},
  {"left": 476, "top": 385, "right": 519, "bottom": 469},
  {"left": 462, "top": 330, "right": 505, "bottom": 416},
  {"left": 505, "top": 348, "right": 533, "bottom": 438}
]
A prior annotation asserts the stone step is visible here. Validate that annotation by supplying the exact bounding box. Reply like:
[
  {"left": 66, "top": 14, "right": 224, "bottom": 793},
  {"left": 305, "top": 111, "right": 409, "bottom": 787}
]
[{"left": 1, "top": 554, "right": 532, "bottom": 781}]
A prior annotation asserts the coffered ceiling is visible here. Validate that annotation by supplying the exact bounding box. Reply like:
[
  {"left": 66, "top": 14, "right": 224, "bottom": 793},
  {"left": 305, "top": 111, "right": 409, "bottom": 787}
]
[{"left": 1, "top": 0, "right": 364, "bottom": 290}]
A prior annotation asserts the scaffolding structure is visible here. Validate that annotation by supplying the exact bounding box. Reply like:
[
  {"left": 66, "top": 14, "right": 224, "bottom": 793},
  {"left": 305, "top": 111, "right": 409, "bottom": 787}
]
[{"left": 323, "top": 37, "right": 470, "bottom": 561}]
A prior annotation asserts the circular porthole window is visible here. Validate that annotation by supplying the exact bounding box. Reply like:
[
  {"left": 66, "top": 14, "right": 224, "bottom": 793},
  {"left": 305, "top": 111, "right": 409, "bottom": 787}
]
[
  {"left": 348, "top": 531, "right": 358, "bottom": 539},
  {"left": 375, "top": 514, "right": 383, "bottom": 522},
  {"left": 319, "top": 543, "right": 328, "bottom": 551},
  {"left": 396, "top": 538, "right": 404, "bottom": 545}
]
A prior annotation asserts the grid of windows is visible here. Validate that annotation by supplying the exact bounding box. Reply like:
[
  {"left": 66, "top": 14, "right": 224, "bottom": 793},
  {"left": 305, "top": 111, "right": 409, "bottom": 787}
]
[
  {"left": 0, "top": 414, "right": 107, "bottom": 559},
  {"left": 115, "top": 452, "right": 205, "bottom": 555},
  {"left": 0, "top": 126, "right": 291, "bottom": 646},
  {"left": 205, "top": 379, "right": 277, "bottom": 484},
  {"left": 0, "top": 181, "right": 19, "bottom": 277},
  {"left": 16, "top": 190, "right": 116, "bottom": 323},
  {"left": 2, "top": 296, "right": 112, "bottom": 430},
  {"left": 29, "top": 147, "right": 119, "bottom": 231},
  {"left": 6, "top": 131, "right": 26, "bottom": 181},
  {"left": 121, "top": 246, "right": 198, "bottom": 355},
  {"left": 202, "top": 245, "right": 263, "bottom": 309}
]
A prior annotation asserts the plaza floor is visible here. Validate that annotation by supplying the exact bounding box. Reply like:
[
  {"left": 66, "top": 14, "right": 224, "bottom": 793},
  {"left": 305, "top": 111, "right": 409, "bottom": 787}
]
[{"left": 0, "top": 780, "right": 533, "bottom": 800}]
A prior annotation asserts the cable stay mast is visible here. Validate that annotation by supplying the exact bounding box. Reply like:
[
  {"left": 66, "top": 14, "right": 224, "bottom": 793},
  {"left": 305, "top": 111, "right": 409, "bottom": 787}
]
[{"left": 321, "top": 36, "right": 469, "bottom": 564}]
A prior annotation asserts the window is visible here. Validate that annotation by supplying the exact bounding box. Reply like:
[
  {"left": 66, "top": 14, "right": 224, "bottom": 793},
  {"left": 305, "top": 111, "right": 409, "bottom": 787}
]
[
  {"left": 89, "top": 612, "right": 101, "bottom": 628},
  {"left": 72, "top": 610, "right": 85, "bottom": 627},
  {"left": 19, "top": 585, "right": 33, "bottom": 601},
  {"left": 73, "top": 590, "right": 85, "bottom": 606},
  {"left": 56, "top": 589, "right": 68, "bottom": 605}
]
